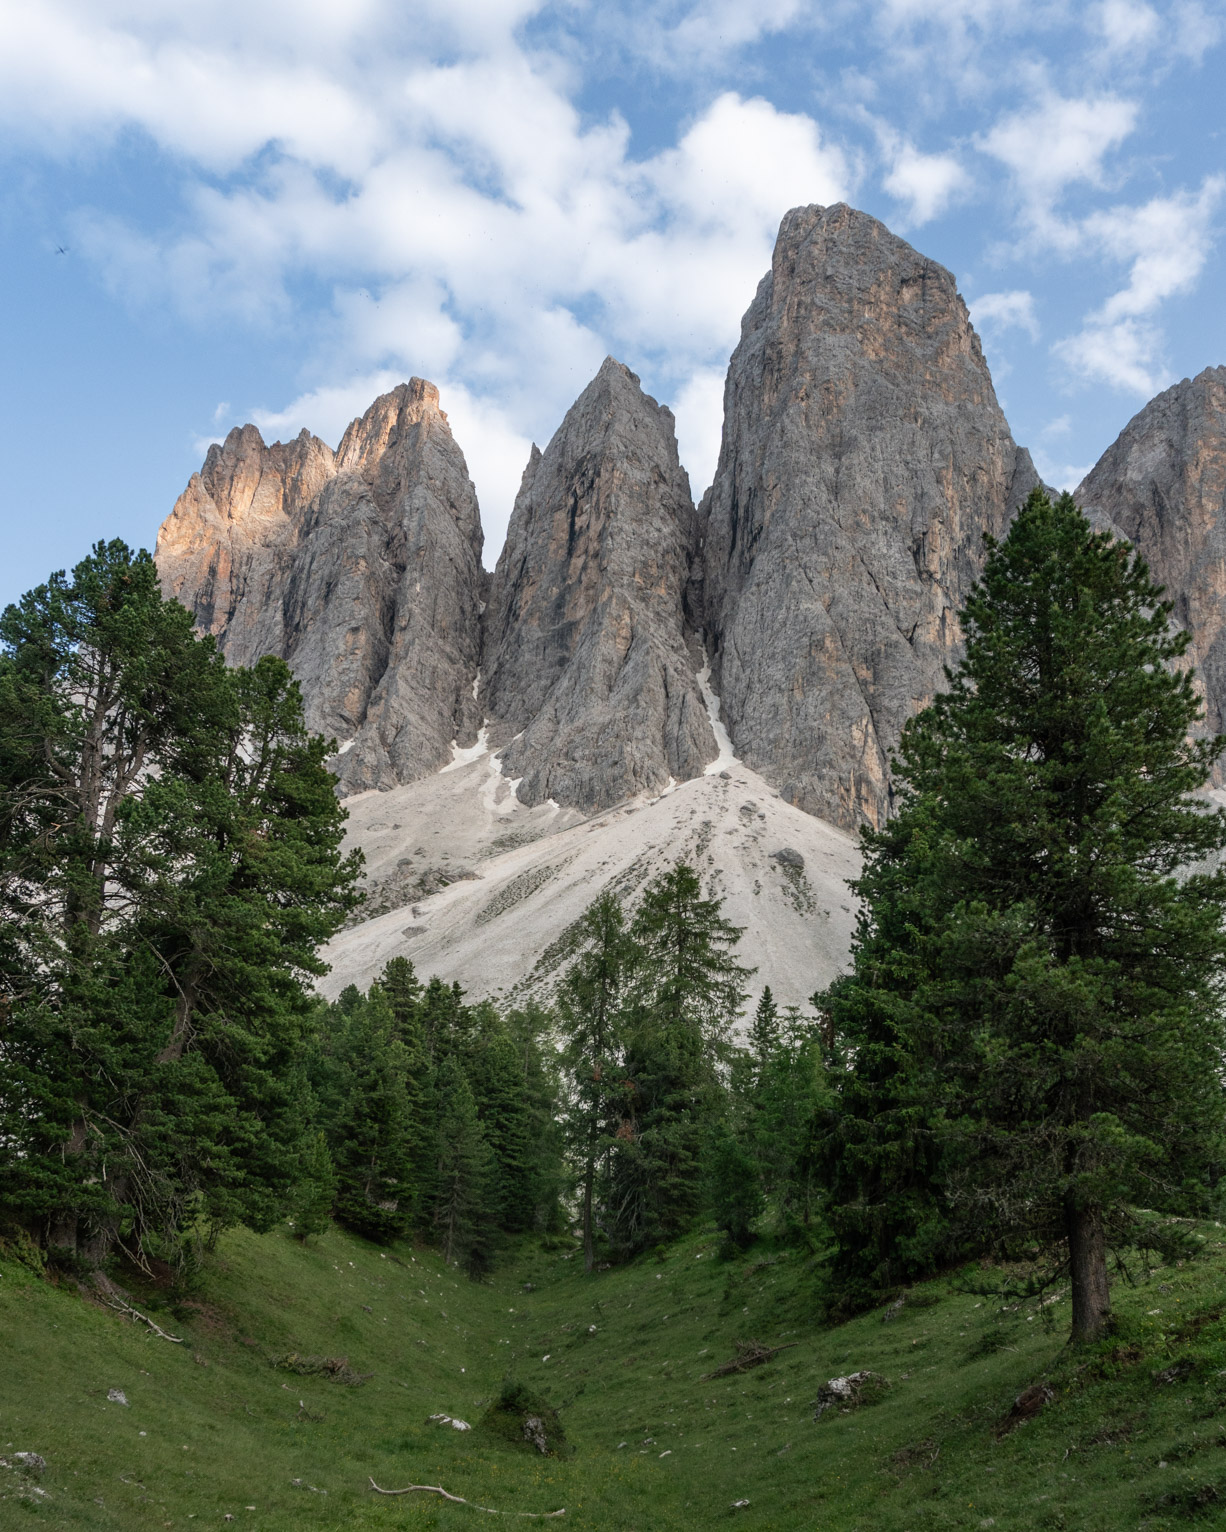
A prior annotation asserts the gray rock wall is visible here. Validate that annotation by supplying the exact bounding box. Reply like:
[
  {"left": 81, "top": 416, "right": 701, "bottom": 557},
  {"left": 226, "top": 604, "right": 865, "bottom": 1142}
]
[
  {"left": 702, "top": 202, "right": 1040, "bottom": 829},
  {"left": 1076, "top": 366, "right": 1226, "bottom": 769},
  {"left": 156, "top": 380, "right": 486, "bottom": 794},
  {"left": 481, "top": 358, "right": 715, "bottom": 809}
]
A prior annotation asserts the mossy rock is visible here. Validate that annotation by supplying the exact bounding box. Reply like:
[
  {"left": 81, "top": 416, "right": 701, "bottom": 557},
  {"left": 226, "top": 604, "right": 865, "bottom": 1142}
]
[{"left": 479, "top": 1381, "right": 571, "bottom": 1457}]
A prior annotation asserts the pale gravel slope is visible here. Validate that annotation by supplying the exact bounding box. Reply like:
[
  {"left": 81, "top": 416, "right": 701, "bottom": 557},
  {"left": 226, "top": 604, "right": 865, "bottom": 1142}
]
[{"left": 322, "top": 754, "right": 861, "bottom": 1015}]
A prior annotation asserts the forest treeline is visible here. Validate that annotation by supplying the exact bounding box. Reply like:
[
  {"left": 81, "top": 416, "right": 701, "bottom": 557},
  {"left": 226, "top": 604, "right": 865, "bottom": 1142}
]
[{"left": 5, "top": 490, "right": 1226, "bottom": 1345}]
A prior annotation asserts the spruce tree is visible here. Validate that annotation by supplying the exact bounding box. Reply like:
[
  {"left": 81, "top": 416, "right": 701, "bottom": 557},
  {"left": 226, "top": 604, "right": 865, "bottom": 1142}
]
[
  {"left": 820, "top": 491, "right": 1226, "bottom": 1339},
  {"left": 326, "top": 989, "right": 415, "bottom": 1243},
  {"left": 556, "top": 893, "right": 632, "bottom": 1270},
  {"left": 433, "top": 1055, "right": 496, "bottom": 1273},
  {"left": 375, "top": 956, "right": 434, "bottom": 1221},
  {"left": 608, "top": 864, "right": 751, "bottom": 1254}
]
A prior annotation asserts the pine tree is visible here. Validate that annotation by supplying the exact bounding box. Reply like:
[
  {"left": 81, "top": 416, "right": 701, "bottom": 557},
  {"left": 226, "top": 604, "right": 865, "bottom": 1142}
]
[
  {"left": 433, "top": 1055, "right": 497, "bottom": 1273},
  {"left": 293, "top": 1131, "right": 338, "bottom": 1242},
  {"left": 0, "top": 542, "right": 361, "bottom": 1265},
  {"left": 374, "top": 957, "right": 434, "bottom": 1223},
  {"left": 556, "top": 893, "right": 632, "bottom": 1270},
  {"left": 326, "top": 990, "right": 415, "bottom": 1243},
  {"left": 820, "top": 491, "right": 1226, "bottom": 1338},
  {"left": 607, "top": 864, "right": 752, "bottom": 1254}
]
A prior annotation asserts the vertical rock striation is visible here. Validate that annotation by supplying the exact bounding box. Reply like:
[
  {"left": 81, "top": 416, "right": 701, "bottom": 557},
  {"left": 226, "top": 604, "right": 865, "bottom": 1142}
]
[
  {"left": 702, "top": 202, "right": 1041, "bottom": 830},
  {"left": 481, "top": 357, "right": 715, "bottom": 809},
  {"left": 1076, "top": 366, "right": 1226, "bottom": 767},
  {"left": 157, "top": 380, "right": 486, "bottom": 794}
]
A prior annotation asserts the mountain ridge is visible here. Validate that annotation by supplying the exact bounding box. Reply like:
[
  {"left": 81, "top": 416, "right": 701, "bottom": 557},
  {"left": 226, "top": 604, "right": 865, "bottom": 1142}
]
[{"left": 155, "top": 203, "right": 1225, "bottom": 1002}]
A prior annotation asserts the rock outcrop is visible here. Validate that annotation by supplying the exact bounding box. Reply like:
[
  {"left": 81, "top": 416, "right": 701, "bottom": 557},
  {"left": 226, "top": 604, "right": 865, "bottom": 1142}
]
[
  {"left": 702, "top": 203, "right": 1041, "bottom": 830},
  {"left": 1076, "top": 366, "right": 1226, "bottom": 765},
  {"left": 157, "top": 380, "right": 486, "bottom": 794},
  {"left": 480, "top": 358, "right": 715, "bottom": 809}
]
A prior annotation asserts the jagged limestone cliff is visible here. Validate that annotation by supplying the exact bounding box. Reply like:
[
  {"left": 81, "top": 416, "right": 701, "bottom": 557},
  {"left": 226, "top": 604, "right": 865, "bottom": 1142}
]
[
  {"left": 701, "top": 202, "right": 1041, "bottom": 830},
  {"left": 480, "top": 357, "right": 715, "bottom": 810},
  {"left": 1076, "top": 366, "right": 1226, "bottom": 769},
  {"left": 157, "top": 380, "right": 486, "bottom": 794}
]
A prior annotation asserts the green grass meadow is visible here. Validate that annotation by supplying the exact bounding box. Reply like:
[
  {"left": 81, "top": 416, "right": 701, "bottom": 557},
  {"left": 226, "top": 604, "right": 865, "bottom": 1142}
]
[{"left": 4, "top": 1220, "right": 1226, "bottom": 1530}]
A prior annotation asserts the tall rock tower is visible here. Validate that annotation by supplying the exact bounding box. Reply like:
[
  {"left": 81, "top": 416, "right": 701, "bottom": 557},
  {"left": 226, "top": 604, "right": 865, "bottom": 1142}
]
[
  {"left": 157, "top": 380, "right": 486, "bottom": 795},
  {"left": 1076, "top": 365, "right": 1226, "bottom": 767},
  {"left": 702, "top": 203, "right": 1040, "bottom": 830},
  {"left": 481, "top": 358, "right": 714, "bottom": 809}
]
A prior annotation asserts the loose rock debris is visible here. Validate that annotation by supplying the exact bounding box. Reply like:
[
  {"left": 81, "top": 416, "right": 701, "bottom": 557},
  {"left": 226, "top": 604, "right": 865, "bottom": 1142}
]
[{"left": 813, "top": 1370, "right": 891, "bottom": 1419}]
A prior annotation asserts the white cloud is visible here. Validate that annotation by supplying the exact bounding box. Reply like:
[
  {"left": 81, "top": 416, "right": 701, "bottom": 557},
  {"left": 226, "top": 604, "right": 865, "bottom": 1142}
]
[
  {"left": 1090, "top": 0, "right": 1160, "bottom": 54},
  {"left": 664, "top": 0, "right": 807, "bottom": 66},
  {"left": 5, "top": 0, "right": 1224, "bottom": 567},
  {"left": 1054, "top": 176, "right": 1223, "bottom": 393},
  {"left": 882, "top": 140, "right": 969, "bottom": 225},
  {"left": 969, "top": 290, "right": 1040, "bottom": 339},
  {"left": 1087, "top": 176, "right": 1224, "bottom": 321},
  {"left": 671, "top": 367, "right": 727, "bottom": 501},
  {"left": 1054, "top": 317, "right": 1168, "bottom": 394},
  {"left": 980, "top": 89, "right": 1138, "bottom": 243}
]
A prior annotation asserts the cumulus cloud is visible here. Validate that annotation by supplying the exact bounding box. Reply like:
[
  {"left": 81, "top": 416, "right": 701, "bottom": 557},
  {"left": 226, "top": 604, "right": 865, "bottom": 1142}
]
[
  {"left": 969, "top": 290, "right": 1040, "bottom": 339},
  {"left": 1090, "top": 0, "right": 1160, "bottom": 54},
  {"left": 882, "top": 139, "right": 969, "bottom": 224},
  {"left": 1054, "top": 176, "right": 1223, "bottom": 393},
  {"left": 980, "top": 89, "right": 1138, "bottom": 244},
  {"left": 4, "top": 0, "right": 1224, "bottom": 564},
  {"left": 671, "top": 366, "right": 727, "bottom": 501}
]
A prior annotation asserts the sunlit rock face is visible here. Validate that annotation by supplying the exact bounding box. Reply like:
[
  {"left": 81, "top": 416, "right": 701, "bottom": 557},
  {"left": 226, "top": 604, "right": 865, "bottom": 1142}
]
[
  {"left": 480, "top": 357, "right": 715, "bottom": 811},
  {"left": 1077, "top": 366, "right": 1226, "bottom": 775},
  {"left": 701, "top": 202, "right": 1041, "bottom": 831},
  {"left": 157, "top": 380, "right": 487, "bottom": 794}
]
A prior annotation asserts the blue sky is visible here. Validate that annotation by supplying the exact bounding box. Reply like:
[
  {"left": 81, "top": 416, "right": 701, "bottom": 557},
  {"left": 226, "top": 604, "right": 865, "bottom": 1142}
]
[{"left": 2, "top": 0, "right": 1224, "bottom": 607}]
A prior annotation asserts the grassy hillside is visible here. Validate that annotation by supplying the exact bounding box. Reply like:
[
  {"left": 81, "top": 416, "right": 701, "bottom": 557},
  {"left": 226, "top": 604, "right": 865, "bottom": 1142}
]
[{"left": 3, "top": 1221, "right": 1226, "bottom": 1530}]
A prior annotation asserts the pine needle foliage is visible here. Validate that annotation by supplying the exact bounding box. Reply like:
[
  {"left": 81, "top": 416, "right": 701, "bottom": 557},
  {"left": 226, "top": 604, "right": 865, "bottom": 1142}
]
[{"left": 817, "top": 490, "right": 1226, "bottom": 1337}]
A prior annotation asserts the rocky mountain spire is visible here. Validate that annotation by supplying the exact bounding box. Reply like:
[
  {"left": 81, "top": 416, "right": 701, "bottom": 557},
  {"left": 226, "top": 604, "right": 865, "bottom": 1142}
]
[
  {"left": 157, "top": 423, "right": 335, "bottom": 663},
  {"left": 701, "top": 202, "right": 1040, "bottom": 830},
  {"left": 156, "top": 379, "right": 486, "bottom": 794},
  {"left": 480, "top": 357, "right": 715, "bottom": 809},
  {"left": 1076, "top": 365, "right": 1226, "bottom": 766}
]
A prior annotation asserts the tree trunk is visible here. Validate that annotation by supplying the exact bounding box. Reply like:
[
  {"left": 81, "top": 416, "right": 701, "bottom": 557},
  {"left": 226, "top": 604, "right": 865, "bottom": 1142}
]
[
  {"left": 1065, "top": 1194, "right": 1111, "bottom": 1341},
  {"left": 582, "top": 1117, "right": 597, "bottom": 1273}
]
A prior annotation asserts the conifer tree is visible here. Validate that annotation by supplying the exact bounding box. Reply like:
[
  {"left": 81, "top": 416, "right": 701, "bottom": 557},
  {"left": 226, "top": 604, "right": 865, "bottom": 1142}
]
[
  {"left": 556, "top": 893, "right": 632, "bottom": 1270},
  {"left": 0, "top": 543, "right": 361, "bottom": 1264},
  {"left": 293, "top": 1131, "right": 339, "bottom": 1241},
  {"left": 819, "top": 491, "right": 1226, "bottom": 1338},
  {"left": 374, "top": 957, "right": 434, "bottom": 1221},
  {"left": 608, "top": 864, "right": 751, "bottom": 1254},
  {"left": 326, "top": 990, "right": 415, "bottom": 1243},
  {"left": 433, "top": 1055, "right": 496, "bottom": 1272}
]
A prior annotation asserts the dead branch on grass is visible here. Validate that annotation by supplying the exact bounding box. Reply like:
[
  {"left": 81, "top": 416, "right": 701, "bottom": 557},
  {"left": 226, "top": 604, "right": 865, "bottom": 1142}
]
[
  {"left": 702, "top": 1338, "right": 797, "bottom": 1379},
  {"left": 368, "top": 1479, "right": 565, "bottom": 1516}
]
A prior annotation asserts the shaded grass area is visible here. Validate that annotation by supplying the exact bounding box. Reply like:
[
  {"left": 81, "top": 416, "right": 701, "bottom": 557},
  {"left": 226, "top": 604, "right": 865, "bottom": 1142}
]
[{"left": 2, "top": 1219, "right": 1226, "bottom": 1530}]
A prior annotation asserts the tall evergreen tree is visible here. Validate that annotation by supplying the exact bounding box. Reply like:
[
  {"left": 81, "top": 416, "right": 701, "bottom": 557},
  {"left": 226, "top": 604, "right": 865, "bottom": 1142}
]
[
  {"left": 0, "top": 542, "right": 361, "bottom": 1265},
  {"left": 433, "top": 1055, "right": 497, "bottom": 1273},
  {"left": 556, "top": 893, "right": 632, "bottom": 1270},
  {"left": 819, "top": 491, "right": 1226, "bottom": 1338},
  {"left": 374, "top": 956, "right": 434, "bottom": 1221},
  {"left": 325, "top": 989, "right": 415, "bottom": 1243},
  {"left": 607, "top": 864, "right": 751, "bottom": 1254}
]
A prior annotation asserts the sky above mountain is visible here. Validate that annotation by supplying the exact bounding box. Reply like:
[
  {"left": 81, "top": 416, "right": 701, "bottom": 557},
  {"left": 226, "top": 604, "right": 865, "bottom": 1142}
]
[{"left": 2, "top": 0, "right": 1223, "bottom": 604}]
